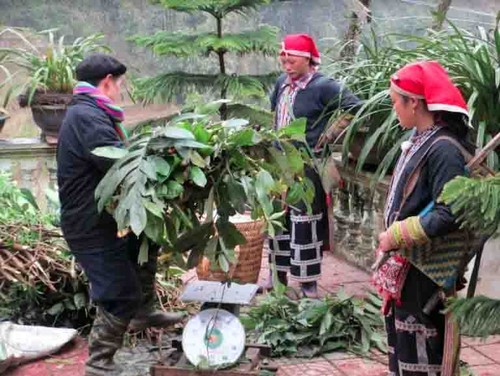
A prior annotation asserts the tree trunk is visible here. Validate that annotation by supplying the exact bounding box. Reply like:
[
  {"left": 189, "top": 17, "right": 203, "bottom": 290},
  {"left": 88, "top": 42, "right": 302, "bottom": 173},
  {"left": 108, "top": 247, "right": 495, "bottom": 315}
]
[
  {"left": 340, "top": 0, "right": 371, "bottom": 62},
  {"left": 216, "top": 16, "right": 228, "bottom": 120},
  {"left": 430, "top": 0, "right": 452, "bottom": 31}
]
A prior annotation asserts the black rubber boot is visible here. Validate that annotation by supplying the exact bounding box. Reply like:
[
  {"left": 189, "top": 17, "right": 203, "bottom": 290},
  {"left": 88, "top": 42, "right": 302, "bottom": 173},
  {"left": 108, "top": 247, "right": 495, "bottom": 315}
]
[
  {"left": 85, "top": 308, "right": 128, "bottom": 376},
  {"left": 129, "top": 248, "right": 184, "bottom": 331}
]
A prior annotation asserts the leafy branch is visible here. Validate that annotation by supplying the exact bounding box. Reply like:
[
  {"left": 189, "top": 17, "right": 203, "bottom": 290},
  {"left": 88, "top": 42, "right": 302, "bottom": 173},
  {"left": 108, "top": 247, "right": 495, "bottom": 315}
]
[
  {"left": 440, "top": 173, "right": 500, "bottom": 236},
  {"left": 94, "top": 106, "right": 314, "bottom": 272},
  {"left": 447, "top": 296, "right": 500, "bottom": 338},
  {"left": 241, "top": 290, "right": 386, "bottom": 357},
  {"left": 131, "top": 26, "right": 278, "bottom": 58},
  {"left": 151, "top": 0, "right": 271, "bottom": 18}
]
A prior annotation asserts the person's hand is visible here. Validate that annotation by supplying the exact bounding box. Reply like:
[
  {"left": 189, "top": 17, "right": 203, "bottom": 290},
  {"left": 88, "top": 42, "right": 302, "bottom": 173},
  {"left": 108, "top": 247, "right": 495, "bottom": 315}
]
[
  {"left": 314, "top": 114, "right": 352, "bottom": 152},
  {"left": 372, "top": 231, "right": 396, "bottom": 271},
  {"left": 315, "top": 124, "right": 339, "bottom": 152},
  {"left": 117, "top": 228, "right": 131, "bottom": 238},
  {"left": 315, "top": 131, "right": 331, "bottom": 152},
  {"left": 377, "top": 231, "right": 395, "bottom": 253}
]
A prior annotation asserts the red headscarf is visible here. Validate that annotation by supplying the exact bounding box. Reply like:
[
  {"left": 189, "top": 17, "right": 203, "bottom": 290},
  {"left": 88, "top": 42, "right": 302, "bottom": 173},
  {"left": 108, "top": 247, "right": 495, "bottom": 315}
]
[
  {"left": 280, "top": 34, "right": 321, "bottom": 65},
  {"left": 390, "top": 61, "right": 468, "bottom": 118}
]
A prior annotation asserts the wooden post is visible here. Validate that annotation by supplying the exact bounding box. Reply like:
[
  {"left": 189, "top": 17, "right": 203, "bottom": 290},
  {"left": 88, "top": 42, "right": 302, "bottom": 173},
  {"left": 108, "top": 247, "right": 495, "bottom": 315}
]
[
  {"left": 340, "top": 0, "right": 371, "bottom": 61},
  {"left": 431, "top": 0, "right": 452, "bottom": 31}
]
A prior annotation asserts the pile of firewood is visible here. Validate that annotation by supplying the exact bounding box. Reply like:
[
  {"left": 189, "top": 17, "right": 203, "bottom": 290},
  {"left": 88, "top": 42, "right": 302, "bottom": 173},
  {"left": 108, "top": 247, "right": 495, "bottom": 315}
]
[{"left": 0, "top": 224, "right": 76, "bottom": 295}]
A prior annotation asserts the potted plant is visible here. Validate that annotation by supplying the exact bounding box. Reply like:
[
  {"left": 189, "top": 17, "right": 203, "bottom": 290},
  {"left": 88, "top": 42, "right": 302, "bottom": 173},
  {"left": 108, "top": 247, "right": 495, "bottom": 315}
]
[
  {"left": 324, "top": 32, "right": 409, "bottom": 176},
  {"left": 324, "top": 22, "right": 500, "bottom": 179},
  {"left": 1, "top": 29, "right": 108, "bottom": 143}
]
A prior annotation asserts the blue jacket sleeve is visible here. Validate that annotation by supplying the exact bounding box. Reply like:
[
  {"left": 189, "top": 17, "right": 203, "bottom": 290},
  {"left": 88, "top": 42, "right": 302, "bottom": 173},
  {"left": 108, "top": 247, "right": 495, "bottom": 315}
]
[
  {"left": 419, "top": 140, "right": 466, "bottom": 237},
  {"left": 319, "top": 78, "right": 362, "bottom": 114}
]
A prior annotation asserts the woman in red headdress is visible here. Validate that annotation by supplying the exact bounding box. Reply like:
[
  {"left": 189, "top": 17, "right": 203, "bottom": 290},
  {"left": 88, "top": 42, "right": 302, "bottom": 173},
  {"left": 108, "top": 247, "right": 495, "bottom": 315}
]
[
  {"left": 266, "top": 34, "right": 361, "bottom": 297},
  {"left": 373, "top": 61, "right": 477, "bottom": 375}
]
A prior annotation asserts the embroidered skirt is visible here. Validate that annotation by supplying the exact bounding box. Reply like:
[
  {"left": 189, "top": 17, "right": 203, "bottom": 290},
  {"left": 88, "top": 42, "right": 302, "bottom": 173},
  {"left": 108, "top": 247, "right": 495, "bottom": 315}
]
[
  {"left": 386, "top": 303, "right": 445, "bottom": 376},
  {"left": 385, "top": 265, "right": 460, "bottom": 376},
  {"left": 268, "top": 167, "right": 328, "bottom": 282}
]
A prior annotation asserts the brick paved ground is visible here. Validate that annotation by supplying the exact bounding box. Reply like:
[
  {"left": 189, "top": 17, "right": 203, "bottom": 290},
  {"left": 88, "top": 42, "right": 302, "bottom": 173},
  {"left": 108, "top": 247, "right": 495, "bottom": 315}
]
[
  {"left": 262, "top": 252, "right": 500, "bottom": 376},
  {"left": 5, "top": 251, "right": 500, "bottom": 375}
]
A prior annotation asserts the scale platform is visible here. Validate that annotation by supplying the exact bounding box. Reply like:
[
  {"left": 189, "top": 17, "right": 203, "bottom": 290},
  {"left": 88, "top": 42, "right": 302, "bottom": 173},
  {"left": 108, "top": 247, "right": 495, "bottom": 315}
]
[
  {"left": 150, "top": 281, "right": 274, "bottom": 375},
  {"left": 181, "top": 281, "right": 259, "bottom": 305}
]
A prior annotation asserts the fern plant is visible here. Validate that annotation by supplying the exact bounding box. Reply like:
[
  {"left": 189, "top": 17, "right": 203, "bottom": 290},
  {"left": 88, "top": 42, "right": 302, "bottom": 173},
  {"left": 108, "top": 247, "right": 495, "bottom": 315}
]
[
  {"left": 130, "top": 0, "right": 279, "bottom": 119},
  {"left": 440, "top": 172, "right": 500, "bottom": 337},
  {"left": 447, "top": 296, "right": 500, "bottom": 338},
  {"left": 440, "top": 173, "right": 500, "bottom": 236}
]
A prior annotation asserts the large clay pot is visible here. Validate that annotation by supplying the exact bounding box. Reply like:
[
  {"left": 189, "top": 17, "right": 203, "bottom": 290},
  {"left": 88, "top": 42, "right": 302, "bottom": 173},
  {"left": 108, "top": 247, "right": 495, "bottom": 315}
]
[
  {"left": 31, "top": 103, "right": 69, "bottom": 143},
  {"left": 333, "top": 128, "right": 384, "bottom": 170},
  {"left": 348, "top": 130, "right": 384, "bottom": 168},
  {"left": 19, "top": 91, "right": 73, "bottom": 144}
]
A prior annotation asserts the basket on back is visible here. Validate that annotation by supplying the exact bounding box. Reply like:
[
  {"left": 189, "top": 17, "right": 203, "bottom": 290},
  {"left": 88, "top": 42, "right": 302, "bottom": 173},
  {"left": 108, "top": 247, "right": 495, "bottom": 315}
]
[{"left": 399, "top": 133, "right": 499, "bottom": 292}]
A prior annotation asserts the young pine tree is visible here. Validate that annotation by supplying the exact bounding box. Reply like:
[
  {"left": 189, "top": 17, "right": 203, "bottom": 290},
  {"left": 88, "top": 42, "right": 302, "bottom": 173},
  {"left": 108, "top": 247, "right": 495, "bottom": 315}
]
[{"left": 131, "top": 0, "right": 279, "bottom": 119}]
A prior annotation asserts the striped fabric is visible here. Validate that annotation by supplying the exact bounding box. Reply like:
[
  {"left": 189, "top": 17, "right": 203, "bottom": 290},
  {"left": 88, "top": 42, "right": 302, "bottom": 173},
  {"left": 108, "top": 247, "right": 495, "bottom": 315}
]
[
  {"left": 73, "top": 81, "right": 128, "bottom": 141},
  {"left": 275, "top": 72, "right": 315, "bottom": 130},
  {"left": 384, "top": 126, "right": 440, "bottom": 228},
  {"left": 387, "top": 216, "right": 430, "bottom": 249},
  {"left": 386, "top": 306, "right": 447, "bottom": 376},
  {"left": 268, "top": 166, "right": 328, "bottom": 283},
  {"left": 385, "top": 301, "right": 461, "bottom": 376}
]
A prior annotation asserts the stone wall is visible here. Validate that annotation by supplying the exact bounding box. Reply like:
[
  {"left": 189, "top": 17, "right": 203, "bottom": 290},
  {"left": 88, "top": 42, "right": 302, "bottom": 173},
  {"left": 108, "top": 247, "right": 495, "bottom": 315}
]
[
  {"left": 329, "top": 158, "right": 390, "bottom": 271},
  {"left": 330, "top": 158, "right": 500, "bottom": 299},
  {"left": 0, "top": 139, "right": 56, "bottom": 211}
]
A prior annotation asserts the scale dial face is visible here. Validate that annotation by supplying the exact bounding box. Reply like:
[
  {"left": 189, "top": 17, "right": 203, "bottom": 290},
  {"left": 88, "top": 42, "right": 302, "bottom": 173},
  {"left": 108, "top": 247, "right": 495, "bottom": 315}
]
[{"left": 182, "top": 308, "right": 246, "bottom": 368}]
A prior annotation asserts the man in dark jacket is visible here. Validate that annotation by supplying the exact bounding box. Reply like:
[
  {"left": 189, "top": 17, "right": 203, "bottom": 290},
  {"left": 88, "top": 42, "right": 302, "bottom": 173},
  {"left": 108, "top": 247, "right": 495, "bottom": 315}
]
[
  {"left": 266, "top": 34, "right": 361, "bottom": 298},
  {"left": 57, "top": 53, "right": 183, "bottom": 376}
]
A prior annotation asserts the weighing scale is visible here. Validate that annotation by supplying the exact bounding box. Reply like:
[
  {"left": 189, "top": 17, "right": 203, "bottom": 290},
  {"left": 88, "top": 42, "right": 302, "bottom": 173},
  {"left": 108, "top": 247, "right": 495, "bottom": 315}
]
[{"left": 150, "top": 281, "right": 273, "bottom": 376}]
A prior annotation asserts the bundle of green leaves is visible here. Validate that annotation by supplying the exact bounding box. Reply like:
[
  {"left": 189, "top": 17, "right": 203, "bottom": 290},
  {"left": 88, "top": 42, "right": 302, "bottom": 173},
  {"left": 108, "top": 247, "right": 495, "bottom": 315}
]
[
  {"left": 241, "top": 289, "right": 386, "bottom": 357},
  {"left": 94, "top": 107, "right": 315, "bottom": 271}
]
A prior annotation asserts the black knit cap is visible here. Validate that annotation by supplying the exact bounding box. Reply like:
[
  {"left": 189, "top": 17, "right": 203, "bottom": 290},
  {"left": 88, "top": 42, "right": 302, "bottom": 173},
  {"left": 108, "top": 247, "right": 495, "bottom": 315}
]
[{"left": 76, "top": 53, "right": 127, "bottom": 83}]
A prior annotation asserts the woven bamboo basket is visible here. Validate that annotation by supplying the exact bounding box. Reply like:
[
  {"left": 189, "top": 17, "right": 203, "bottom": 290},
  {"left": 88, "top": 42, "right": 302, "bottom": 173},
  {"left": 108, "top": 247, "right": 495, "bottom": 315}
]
[{"left": 196, "top": 217, "right": 265, "bottom": 284}]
